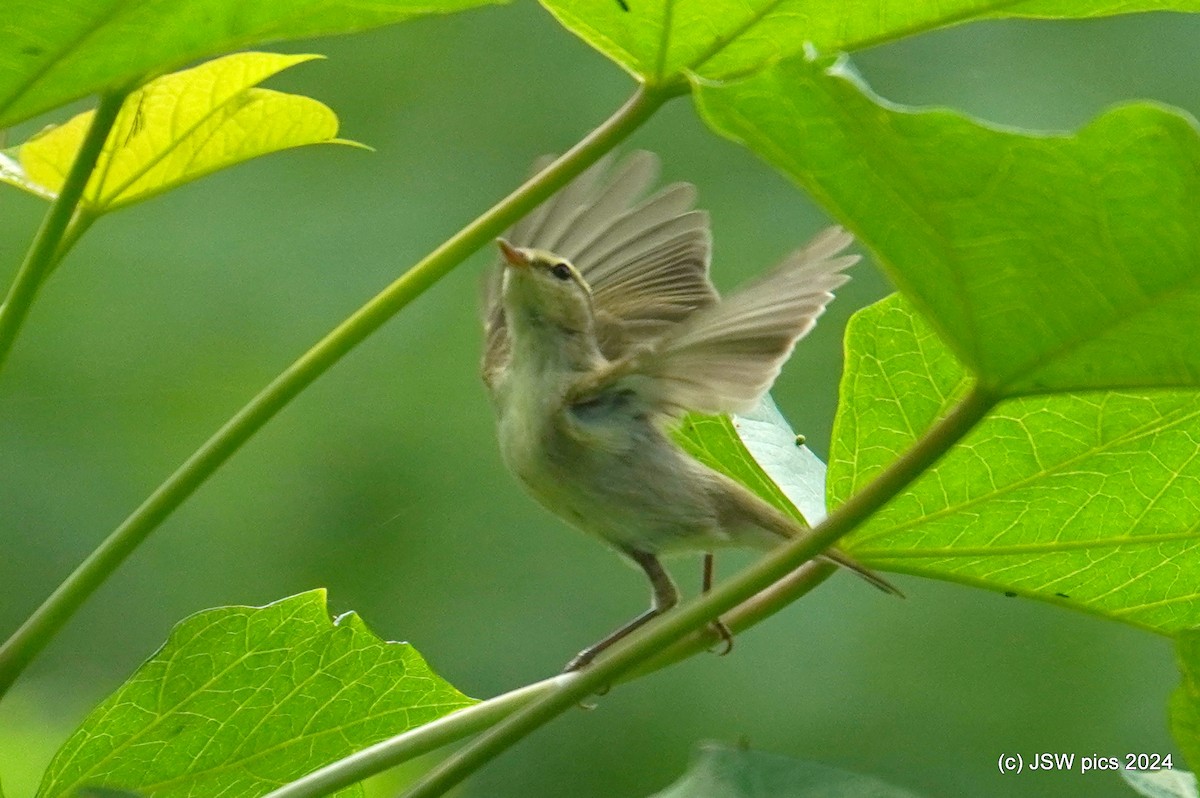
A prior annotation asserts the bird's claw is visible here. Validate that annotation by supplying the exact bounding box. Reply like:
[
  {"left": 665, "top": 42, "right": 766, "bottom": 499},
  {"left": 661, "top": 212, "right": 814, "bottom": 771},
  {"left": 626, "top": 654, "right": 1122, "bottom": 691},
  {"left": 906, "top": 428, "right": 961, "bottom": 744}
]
[{"left": 707, "top": 619, "right": 734, "bottom": 656}]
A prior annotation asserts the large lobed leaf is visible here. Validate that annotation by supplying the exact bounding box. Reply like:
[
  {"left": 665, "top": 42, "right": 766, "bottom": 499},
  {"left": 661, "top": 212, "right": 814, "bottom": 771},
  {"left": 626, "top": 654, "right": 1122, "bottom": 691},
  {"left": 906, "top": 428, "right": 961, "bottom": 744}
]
[
  {"left": 1, "top": 52, "right": 358, "bottom": 215},
  {"left": 831, "top": 296, "right": 1200, "bottom": 634},
  {"left": 36, "top": 591, "right": 475, "bottom": 798},
  {"left": 695, "top": 50, "right": 1200, "bottom": 398},
  {"left": 541, "top": 0, "right": 1200, "bottom": 85},
  {"left": 0, "top": 0, "right": 505, "bottom": 128}
]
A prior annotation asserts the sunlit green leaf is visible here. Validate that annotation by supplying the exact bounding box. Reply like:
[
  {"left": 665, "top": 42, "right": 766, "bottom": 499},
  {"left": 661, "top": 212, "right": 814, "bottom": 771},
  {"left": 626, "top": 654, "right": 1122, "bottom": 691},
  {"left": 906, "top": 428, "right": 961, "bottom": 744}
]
[
  {"left": 648, "top": 742, "right": 927, "bottom": 798},
  {"left": 674, "top": 397, "right": 826, "bottom": 528},
  {"left": 695, "top": 50, "right": 1200, "bottom": 396},
  {"left": 0, "top": 0, "right": 506, "bottom": 128},
  {"left": 541, "top": 0, "right": 1200, "bottom": 84},
  {"left": 36, "top": 590, "right": 475, "bottom": 798},
  {"left": 826, "top": 298, "right": 976, "bottom": 508},
  {"left": 1, "top": 52, "right": 358, "bottom": 214},
  {"left": 831, "top": 295, "right": 1200, "bottom": 633}
]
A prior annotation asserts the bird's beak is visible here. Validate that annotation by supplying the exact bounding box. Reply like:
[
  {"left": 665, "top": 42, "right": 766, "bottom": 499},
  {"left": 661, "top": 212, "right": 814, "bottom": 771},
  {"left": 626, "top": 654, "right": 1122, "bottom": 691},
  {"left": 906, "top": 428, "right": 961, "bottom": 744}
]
[{"left": 497, "top": 238, "right": 530, "bottom": 270}]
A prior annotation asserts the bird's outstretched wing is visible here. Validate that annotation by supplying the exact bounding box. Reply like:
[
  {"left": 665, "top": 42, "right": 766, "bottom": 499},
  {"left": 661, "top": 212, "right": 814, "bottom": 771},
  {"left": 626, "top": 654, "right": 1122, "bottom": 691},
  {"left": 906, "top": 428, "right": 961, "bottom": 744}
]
[
  {"left": 571, "top": 227, "right": 858, "bottom": 417},
  {"left": 481, "top": 153, "right": 716, "bottom": 391}
]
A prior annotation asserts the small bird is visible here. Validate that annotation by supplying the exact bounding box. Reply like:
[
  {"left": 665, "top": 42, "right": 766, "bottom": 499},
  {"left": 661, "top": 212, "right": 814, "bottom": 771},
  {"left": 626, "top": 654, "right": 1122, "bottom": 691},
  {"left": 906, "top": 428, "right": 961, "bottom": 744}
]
[{"left": 482, "top": 152, "right": 896, "bottom": 671}]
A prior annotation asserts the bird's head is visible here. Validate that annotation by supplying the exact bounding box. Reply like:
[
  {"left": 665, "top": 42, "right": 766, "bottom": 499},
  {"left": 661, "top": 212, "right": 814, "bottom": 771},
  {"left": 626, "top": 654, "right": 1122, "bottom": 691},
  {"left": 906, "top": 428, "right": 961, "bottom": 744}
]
[{"left": 497, "top": 238, "right": 595, "bottom": 336}]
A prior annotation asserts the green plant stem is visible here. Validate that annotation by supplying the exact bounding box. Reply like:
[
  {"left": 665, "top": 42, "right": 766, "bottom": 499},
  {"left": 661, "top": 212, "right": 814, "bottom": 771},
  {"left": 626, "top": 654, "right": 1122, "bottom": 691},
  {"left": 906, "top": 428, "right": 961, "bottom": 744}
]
[
  {"left": 50, "top": 211, "right": 98, "bottom": 276},
  {"left": 261, "top": 562, "right": 837, "bottom": 798},
  {"left": 393, "top": 386, "right": 996, "bottom": 798},
  {"left": 631, "top": 559, "right": 837, "bottom": 677},
  {"left": 0, "top": 83, "right": 676, "bottom": 700},
  {"left": 0, "top": 93, "right": 123, "bottom": 375},
  {"left": 259, "top": 388, "right": 993, "bottom": 798}
]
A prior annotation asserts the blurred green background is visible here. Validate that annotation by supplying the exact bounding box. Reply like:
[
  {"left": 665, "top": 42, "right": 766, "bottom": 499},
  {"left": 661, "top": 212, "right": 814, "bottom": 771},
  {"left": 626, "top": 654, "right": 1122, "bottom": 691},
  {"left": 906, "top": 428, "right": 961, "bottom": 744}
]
[{"left": 1, "top": 5, "right": 1195, "bottom": 796}]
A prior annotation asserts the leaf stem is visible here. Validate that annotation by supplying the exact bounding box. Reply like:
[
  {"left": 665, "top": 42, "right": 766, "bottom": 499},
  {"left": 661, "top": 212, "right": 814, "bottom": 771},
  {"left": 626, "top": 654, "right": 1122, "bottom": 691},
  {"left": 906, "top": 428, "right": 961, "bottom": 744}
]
[
  {"left": 259, "top": 562, "right": 837, "bottom": 798},
  {"left": 393, "top": 386, "right": 996, "bottom": 798},
  {"left": 49, "top": 211, "right": 98, "bottom": 277},
  {"left": 629, "top": 559, "right": 836, "bottom": 677},
  {"left": 0, "top": 92, "right": 124, "bottom": 376},
  {"left": 0, "top": 83, "right": 675, "bottom": 700}
]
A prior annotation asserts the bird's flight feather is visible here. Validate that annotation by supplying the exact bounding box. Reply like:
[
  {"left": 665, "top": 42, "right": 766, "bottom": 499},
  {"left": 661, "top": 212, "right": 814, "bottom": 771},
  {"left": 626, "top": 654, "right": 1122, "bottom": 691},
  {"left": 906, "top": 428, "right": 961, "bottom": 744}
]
[{"left": 481, "top": 154, "right": 855, "bottom": 420}]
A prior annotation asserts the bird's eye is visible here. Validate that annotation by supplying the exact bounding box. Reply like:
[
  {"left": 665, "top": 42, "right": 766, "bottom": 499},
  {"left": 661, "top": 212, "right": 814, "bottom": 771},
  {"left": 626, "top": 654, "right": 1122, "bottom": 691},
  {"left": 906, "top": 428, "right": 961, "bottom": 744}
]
[{"left": 550, "top": 263, "right": 572, "bottom": 281}]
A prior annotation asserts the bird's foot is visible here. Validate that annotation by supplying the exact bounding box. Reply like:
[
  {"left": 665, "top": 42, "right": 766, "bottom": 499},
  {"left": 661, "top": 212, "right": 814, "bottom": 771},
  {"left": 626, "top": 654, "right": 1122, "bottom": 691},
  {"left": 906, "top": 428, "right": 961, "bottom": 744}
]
[{"left": 707, "top": 618, "right": 734, "bottom": 656}]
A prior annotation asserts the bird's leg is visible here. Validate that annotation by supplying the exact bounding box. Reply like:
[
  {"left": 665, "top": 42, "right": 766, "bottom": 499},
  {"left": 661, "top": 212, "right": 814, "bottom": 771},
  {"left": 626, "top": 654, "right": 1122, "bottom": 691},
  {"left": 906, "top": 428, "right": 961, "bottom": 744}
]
[
  {"left": 564, "top": 549, "right": 678, "bottom": 672},
  {"left": 701, "top": 553, "right": 733, "bottom": 656}
]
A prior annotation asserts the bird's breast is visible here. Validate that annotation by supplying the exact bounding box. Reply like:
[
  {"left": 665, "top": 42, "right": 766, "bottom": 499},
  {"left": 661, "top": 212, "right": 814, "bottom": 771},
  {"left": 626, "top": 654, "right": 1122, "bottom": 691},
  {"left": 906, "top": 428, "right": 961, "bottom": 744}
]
[{"left": 494, "top": 380, "right": 735, "bottom": 553}]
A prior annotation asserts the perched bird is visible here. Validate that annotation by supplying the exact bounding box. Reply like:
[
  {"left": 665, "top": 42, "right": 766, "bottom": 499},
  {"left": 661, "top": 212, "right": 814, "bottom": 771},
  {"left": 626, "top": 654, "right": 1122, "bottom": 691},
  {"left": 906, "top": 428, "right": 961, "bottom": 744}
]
[{"left": 482, "top": 152, "right": 896, "bottom": 671}]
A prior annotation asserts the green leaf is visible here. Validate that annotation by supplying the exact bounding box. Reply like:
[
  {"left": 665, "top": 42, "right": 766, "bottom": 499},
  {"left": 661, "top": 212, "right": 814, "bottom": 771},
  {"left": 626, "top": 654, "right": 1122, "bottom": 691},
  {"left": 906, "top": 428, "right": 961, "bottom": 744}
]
[
  {"left": 827, "top": 299, "right": 976, "bottom": 509},
  {"left": 674, "top": 396, "right": 825, "bottom": 528},
  {"left": 0, "top": 0, "right": 505, "bottom": 128},
  {"left": 831, "top": 295, "right": 1200, "bottom": 634},
  {"left": 541, "top": 0, "right": 1200, "bottom": 84},
  {"left": 1, "top": 52, "right": 358, "bottom": 214},
  {"left": 695, "top": 51, "right": 1200, "bottom": 397},
  {"left": 1173, "top": 632, "right": 1200, "bottom": 772},
  {"left": 1122, "top": 768, "right": 1198, "bottom": 798},
  {"left": 735, "top": 397, "right": 828, "bottom": 525},
  {"left": 648, "top": 742, "right": 927, "bottom": 798},
  {"left": 36, "top": 590, "right": 476, "bottom": 798}
]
